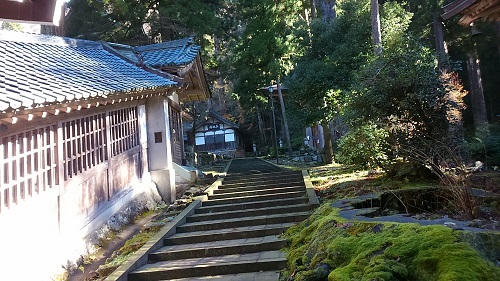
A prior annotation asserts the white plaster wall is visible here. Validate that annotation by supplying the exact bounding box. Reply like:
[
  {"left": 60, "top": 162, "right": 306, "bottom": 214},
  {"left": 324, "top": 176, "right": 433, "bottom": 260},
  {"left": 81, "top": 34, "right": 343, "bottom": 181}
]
[
  {"left": 145, "top": 96, "right": 176, "bottom": 203},
  {"left": 146, "top": 96, "right": 169, "bottom": 170}
]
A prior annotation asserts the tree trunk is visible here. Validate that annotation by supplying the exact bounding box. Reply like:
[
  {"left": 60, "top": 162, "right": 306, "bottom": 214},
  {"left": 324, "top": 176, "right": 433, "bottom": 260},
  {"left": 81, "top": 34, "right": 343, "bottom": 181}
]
[
  {"left": 370, "top": 0, "right": 382, "bottom": 56},
  {"left": 277, "top": 82, "right": 292, "bottom": 154},
  {"left": 321, "top": 120, "right": 334, "bottom": 164},
  {"left": 433, "top": 12, "right": 448, "bottom": 70},
  {"left": 466, "top": 49, "right": 489, "bottom": 132},
  {"left": 256, "top": 107, "right": 267, "bottom": 145},
  {"left": 320, "top": 0, "right": 336, "bottom": 22},
  {"left": 310, "top": 0, "right": 317, "bottom": 19},
  {"left": 218, "top": 76, "right": 226, "bottom": 115}
]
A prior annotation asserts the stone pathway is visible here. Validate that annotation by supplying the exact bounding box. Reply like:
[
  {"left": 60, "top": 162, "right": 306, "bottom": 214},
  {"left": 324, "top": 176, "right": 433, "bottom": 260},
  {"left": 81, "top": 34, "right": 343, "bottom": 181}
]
[{"left": 127, "top": 158, "right": 318, "bottom": 281}]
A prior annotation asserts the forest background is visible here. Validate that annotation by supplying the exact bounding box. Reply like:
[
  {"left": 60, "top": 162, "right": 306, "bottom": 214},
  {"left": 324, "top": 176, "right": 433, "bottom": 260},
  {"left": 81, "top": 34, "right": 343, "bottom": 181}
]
[{"left": 25, "top": 0, "right": 500, "bottom": 176}]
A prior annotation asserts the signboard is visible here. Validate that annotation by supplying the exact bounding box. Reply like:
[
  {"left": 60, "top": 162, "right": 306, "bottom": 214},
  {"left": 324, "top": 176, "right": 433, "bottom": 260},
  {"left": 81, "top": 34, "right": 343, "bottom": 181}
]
[{"left": 207, "top": 124, "right": 220, "bottom": 131}]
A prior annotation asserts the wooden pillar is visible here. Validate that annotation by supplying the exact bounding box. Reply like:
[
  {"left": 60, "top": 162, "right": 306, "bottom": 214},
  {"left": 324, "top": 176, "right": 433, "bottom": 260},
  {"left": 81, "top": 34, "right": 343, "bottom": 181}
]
[
  {"left": 56, "top": 121, "right": 65, "bottom": 232},
  {"left": 496, "top": 22, "right": 500, "bottom": 59},
  {"left": 0, "top": 138, "right": 3, "bottom": 213},
  {"left": 105, "top": 110, "right": 113, "bottom": 200},
  {"left": 277, "top": 82, "right": 292, "bottom": 154},
  {"left": 138, "top": 104, "right": 149, "bottom": 178}
]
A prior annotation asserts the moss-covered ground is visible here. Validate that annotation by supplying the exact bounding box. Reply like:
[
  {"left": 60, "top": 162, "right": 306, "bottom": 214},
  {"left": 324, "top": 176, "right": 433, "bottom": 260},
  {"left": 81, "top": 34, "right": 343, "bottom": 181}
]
[
  {"left": 95, "top": 225, "right": 162, "bottom": 277},
  {"left": 281, "top": 204, "right": 500, "bottom": 281},
  {"left": 280, "top": 162, "right": 500, "bottom": 281}
]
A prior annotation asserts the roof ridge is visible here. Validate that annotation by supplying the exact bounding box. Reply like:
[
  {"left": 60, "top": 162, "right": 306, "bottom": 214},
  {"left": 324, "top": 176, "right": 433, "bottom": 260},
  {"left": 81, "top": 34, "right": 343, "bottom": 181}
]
[
  {"left": 0, "top": 30, "right": 102, "bottom": 48},
  {"left": 133, "top": 37, "right": 195, "bottom": 52},
  {"left": 208, "top": 110, "right": 239, "bottom": 128}
]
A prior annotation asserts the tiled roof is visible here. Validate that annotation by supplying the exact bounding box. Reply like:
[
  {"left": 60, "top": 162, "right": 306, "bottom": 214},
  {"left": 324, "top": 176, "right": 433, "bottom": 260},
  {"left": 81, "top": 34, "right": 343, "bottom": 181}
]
[
  {"left": 0, "top": 31, "right": 177, "bottom": 111},
  {"left": 196, "top": 110, "right": 239, "bottom": 130},
  {"left": 134, "top": 37, "right": 201, "bottom": 68}
]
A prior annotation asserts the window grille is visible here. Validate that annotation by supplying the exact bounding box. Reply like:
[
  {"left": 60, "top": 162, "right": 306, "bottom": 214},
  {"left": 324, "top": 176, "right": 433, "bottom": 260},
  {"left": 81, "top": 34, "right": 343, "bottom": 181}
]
[
  {"left": 0, "top": 126, "right": 57, "bottom": 212},
  {"left": 109, "top": 107, "right": 139, "bottom": 156},
  {"left": 169, "top": 107, "right": 181, "bottom": 143},
  {"left": 61, "top": 113, "right": 107, "bottom": 180}
]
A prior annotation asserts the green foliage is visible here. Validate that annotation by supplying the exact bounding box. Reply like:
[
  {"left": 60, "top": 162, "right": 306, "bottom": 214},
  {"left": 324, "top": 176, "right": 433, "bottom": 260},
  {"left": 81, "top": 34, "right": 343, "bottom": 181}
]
[
  {"left": 347, "top": 35, "right": 445, "bottom": 135},
  {"left": 286, "top": 0, "right": 371, "bottom": 125},
  {"left": 343, "top": 2, "right": 469, "bottom": 169},
  {"left": 66, "top": 0, "right": 225, "bottom": 47},
  {"left": 229, "top": 0, "right": 305, "bottom": 109},
  {"left": 468, "top": 124, "right": 500, "bottom": 167},
  {"left": 282, "top": 204, "right": 500, "bottom": 281},
  {"left": 336, "top": 123, "right": 390, "bottom": 169},
  {"left": 1, "top": 22, "right": 23, "bottom": 31}
]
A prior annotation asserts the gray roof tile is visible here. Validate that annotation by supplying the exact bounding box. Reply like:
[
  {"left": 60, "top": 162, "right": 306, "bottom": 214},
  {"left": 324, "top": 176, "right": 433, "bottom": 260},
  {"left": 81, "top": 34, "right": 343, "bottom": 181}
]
[
  {"left": 0, "top": 31, "right": 178, "bottom": 111},
  {"left": 134, "top": 37, "right": 201, "bottom": 68}
]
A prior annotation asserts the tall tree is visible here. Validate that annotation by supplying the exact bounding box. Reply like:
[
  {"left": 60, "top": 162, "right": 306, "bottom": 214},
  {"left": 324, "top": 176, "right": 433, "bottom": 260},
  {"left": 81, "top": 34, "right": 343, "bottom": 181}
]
[
  {"left": 466, "top": 47, "right": 489, "bottom": 131},
  {"left": 370, "top": 0, "right": 382, "bottom": 55},
  {"left": 228, "top": 0, "right": 304, "bottom": 149},
  {"left": 287, "top": 0, "right": 371, "bottom": 164}
]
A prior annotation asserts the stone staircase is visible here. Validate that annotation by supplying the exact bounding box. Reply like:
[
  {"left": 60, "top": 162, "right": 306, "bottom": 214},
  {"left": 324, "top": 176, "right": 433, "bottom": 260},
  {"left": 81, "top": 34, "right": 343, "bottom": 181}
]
[{"left": 128, "top": 158, "right": 317, "bottom": 281}]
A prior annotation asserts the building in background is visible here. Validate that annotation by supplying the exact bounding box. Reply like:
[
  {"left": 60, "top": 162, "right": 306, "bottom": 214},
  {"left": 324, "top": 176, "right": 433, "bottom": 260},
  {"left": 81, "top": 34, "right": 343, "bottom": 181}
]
[{"left": 194, "top": 111, "right": 246, "bottom": 158}]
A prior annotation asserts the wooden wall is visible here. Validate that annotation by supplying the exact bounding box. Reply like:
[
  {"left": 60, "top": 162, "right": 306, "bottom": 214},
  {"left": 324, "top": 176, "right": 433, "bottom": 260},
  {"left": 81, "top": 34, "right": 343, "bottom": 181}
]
[{"left": 0, "top": 102, "right": 144, "bottom": 229}]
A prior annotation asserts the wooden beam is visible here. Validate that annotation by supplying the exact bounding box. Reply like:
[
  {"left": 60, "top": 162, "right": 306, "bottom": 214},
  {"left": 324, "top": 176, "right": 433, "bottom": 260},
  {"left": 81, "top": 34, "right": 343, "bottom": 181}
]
[
  {"left": 0, "top": 89, "right": 175, "bottom": 127},
  {"left": 442, "top": 0, "right": 477, "bottom": 21}
]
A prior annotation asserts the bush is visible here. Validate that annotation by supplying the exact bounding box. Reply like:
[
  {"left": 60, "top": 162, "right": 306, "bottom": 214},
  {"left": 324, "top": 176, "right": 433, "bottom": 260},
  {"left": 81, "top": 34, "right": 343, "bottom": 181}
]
[
  {"left": 468, "top": 124, "right": 500, "bottom": 167},
  {"left": 336, "top": 123, "right": 390, "bottom": 169}
]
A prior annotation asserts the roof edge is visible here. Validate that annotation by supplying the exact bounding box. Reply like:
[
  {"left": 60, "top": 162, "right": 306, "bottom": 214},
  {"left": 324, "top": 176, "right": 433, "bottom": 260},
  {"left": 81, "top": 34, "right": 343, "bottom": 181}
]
[
  {"left": 101, "top": 42, "right": 185, "bottom": 85},
  {"left": 133, "top": 37, "right": 196, "bottom": 52},
  {"left": 0, "top": 30, "right": 102, "bottom": 48}
]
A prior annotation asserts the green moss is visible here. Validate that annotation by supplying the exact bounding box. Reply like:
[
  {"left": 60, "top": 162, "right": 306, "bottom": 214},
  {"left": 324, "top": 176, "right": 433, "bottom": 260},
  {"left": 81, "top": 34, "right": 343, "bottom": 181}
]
[
  {"left": 282, "top": 204, "right": 500, "bottom": 281},
  {"left": 97, "top": 226, "right": 161, "bottom": 279},
  {"left": 119, "top": 226, "right": 161, "bottom": 256}
]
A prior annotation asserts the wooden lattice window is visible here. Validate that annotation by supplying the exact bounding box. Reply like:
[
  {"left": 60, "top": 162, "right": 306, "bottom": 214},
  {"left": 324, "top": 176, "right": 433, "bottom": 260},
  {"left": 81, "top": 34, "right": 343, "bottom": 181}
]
[
  {"left": 61, "top": 113, "right": 107, "bottom": 180},
  {"left": 109, "top": 107, "right": 139, "bottom": 156},
  {"left": 0, "top": 126, "right": 57, "bottom": 213},
  {"left": 170, "top": 106, "right": 181, "bottom": 143}
]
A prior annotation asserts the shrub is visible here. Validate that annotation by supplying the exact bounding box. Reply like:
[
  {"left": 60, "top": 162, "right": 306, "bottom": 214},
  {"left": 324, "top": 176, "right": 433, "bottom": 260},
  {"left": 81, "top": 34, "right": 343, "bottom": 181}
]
[
  {"left": 336, "top": 123, "right": 390, "bottom": 169},
  {"left": 468, "top": 124, "right": 500, "bottom": 167}
]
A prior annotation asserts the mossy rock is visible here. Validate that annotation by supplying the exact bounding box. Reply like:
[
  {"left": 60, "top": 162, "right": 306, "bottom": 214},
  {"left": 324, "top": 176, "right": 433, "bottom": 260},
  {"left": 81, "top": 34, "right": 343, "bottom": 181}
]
[
  {"left": 96, "top": 264, "right": 118, "bottom": 279},
  {"left": 282, "top": 204, "right": 500, "bottom": 281}
]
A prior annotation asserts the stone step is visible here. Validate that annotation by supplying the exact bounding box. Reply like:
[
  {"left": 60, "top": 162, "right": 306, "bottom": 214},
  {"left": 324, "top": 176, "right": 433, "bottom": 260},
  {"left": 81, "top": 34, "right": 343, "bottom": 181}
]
[
  {"left": 215, "top": 180, "right": 304, "bottom": 192},
  {"left": 203, "top": 191, "right": 306, "bottom": 206},
  {"left": 150, "top": 236, "right": 286, "bottom": 262},
  {"left": 164, "top": 223, "right": 295, "bottom": 245},
  {"left": 224, "top": 173, "right": 303, "bottom": 185},
  {"left": 129, "top": 251, "right": 286, "bottom": 281},
  {"left": 166, "top": 271, "right": 280, "bottom": 281},
  {"left": 221, "top": 175, "right": 303, "bottom": 187},
  {"left": 224, "top": 169, "right": 297, "bottom": 177},
  {"left": 222, "top": 172, "right": 302, "bottom": 184},
  {"left": 176, "top": 212, "right": 310, "bottom": 233},
  {"left": 210, "top": 185, "right": 305, "bottom": 199},
  {"left": 196, "top": 197, "right": 309, "bottom": 214},
  {"left": 188, "top": 203, "right": 312, "bottom": 222}
]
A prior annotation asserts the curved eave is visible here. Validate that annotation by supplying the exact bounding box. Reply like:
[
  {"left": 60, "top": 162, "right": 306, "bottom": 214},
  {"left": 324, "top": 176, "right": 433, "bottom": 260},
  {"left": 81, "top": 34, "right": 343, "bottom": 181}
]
[
  {"left": 177, "top": 56, "right": 211, "bottom": 102},
  {"left": 442, "top": 0, "right": 500, "bottom": 26},
  {"left": 0, "top": 85, "right": 175, "bottom": 119}
]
